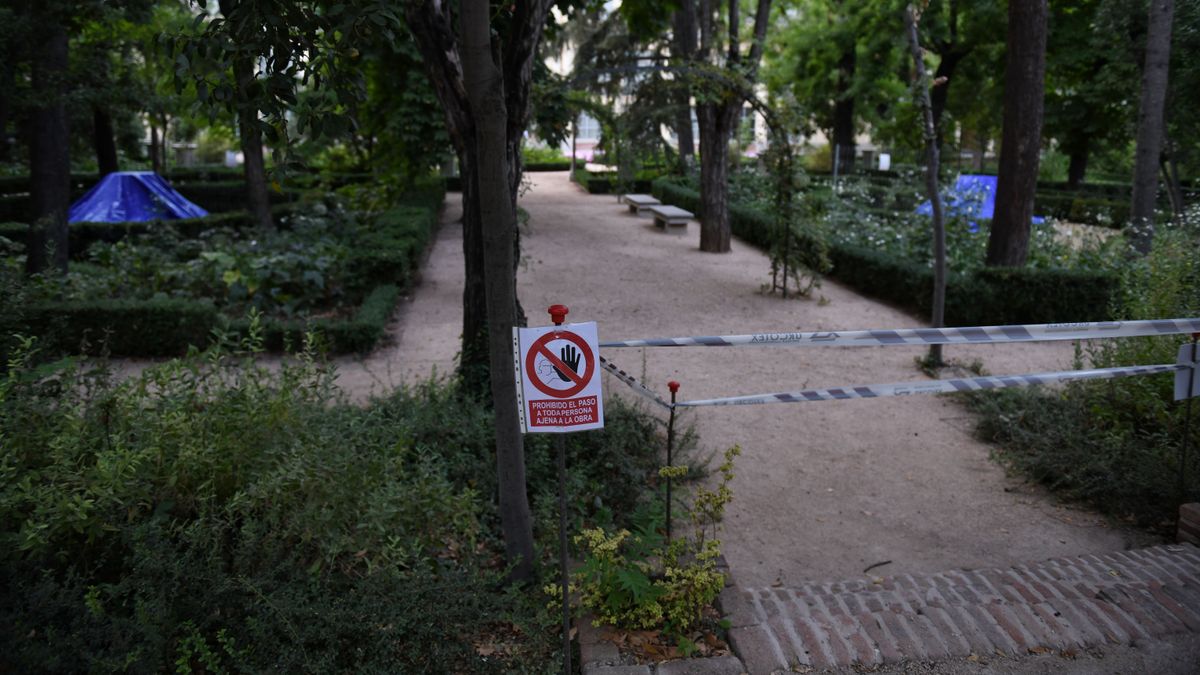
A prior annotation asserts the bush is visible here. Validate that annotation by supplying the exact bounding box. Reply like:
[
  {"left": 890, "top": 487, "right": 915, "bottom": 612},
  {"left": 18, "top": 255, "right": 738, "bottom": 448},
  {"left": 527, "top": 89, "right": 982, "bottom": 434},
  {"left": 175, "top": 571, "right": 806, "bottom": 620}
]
[
  {"left": 21, "top": 296, "right": 218, "bottom": 356},
  {"left": 0, "top": 349, "right": 561, "bottom": 671},
  {"left": 968, "top": 225, "right": 1200, "bottom": 527},
  {"left": 653, "top": 177, "right": 1120, "bottom": 325}
]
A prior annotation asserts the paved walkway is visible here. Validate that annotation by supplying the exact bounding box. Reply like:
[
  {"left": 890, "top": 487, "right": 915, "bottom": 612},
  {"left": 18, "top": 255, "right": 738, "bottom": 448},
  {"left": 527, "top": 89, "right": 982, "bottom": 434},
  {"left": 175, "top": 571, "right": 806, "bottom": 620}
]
[{"left": 725, "top": 544, "right": 1200, "bottom": 673}]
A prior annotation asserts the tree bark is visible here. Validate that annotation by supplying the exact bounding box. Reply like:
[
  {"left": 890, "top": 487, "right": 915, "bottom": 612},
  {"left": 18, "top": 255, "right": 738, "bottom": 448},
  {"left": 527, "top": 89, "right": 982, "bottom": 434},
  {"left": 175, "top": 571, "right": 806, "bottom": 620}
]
[
  {"left": 26, "top": 19, "right": 70, "bottom": 276},
  {"left": 832, "top": 47, "right": 856, "bottom": 173},
  {"left": 930, "top": 48, "right": 968, "bottom": 150},
  {"left": 149, "top": 123, "right": 161, "bottom": 174},
  {"left": 906, "top": 5, "right": 946, "bottom": 366},
  {"left": 1129, "top": 0, "right": 1173, "bottom": 253},
  {"left": 460, "top": 0, "right": 535, "bottom": 584},
  {"left": 1067, "top": 147, "right": 1088, "bottom": 189},
  {"left": 694, "top": 0, "right": 772, "bottom": 254},
  {"left": 0, "top": 58, "right": 12, "bottom": 164},
  {"left": 673, "top": 0, "right": 696, "bottom": 170},
  {"left": 234, "top": 58, "right": 274, "bottom": 230},
  {"left": 985, "top": 0, "right": 1047, "bottom": 268},
  {"left": 92, "top": 106, "right": 119, "bottom": 176}
]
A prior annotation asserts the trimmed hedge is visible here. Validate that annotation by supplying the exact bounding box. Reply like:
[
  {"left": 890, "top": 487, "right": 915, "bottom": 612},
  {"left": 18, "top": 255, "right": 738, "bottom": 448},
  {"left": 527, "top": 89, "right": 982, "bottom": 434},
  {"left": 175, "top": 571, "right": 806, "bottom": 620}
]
[
  {"left": 0, "top": 204, "right": 298, "bottom": 258},
  {"left": 571, "top": 168, "right": 655, "bottom": 194},
  {"left": 21, "top": 297, "right": 218, "bottom": 357},
  {"left": 652, "top": 177, "right": 1118, "bottom": 325},
  {"left": 525, "top": 161, "right": 574, "bottom": 171},
  {"left": 12, "top": 198, "right": 440, "bottom": 357}
]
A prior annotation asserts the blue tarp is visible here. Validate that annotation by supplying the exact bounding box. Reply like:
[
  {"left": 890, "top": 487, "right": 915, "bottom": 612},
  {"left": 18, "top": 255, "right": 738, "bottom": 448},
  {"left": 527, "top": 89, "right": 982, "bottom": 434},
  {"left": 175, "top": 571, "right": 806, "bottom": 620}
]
[
  {"left": 69, "top": 171, "right": 208, "bottom": 224},
  {"left": 916, "top": 174, "right": 1043, "bottom": 232}
]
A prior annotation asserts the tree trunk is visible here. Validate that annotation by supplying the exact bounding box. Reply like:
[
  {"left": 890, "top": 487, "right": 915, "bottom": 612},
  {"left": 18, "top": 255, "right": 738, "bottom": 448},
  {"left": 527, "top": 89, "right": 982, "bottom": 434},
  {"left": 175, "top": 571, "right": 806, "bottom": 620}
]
[
  {"left": 1067, "top": 147, "right": 1088, "bottom": 189},
  {"left": 697, "top": 102, "right": 733, "bottom": 252},
  {"left": 458, "top": 147, "right": 491, "bottom": 396},
  {"left": 234, "top": 58, "right": 274, "bottom": 230},
  {"left": 92, "top": 106, "right": 119, "bottom": 176},
  {"left": 1129, "top": 0, "right": 1173, "bottom": 253},
  {"left": 906, "top": 5, "right": 946, "bottom": 366},
  {"left": 673, "top": 0, "right": 696, "bottom": 170},
  {"left": 149, "top": 124, "right": 162, "bottom": 174},
  {"left": 832, "top": 47, "right": 856, "bottom": 173},
  {"left": 985, "top": 0, "right": 1047, "bottom": 268},
  {"left": 26, "top": 20, "right": 70, "bottom": 277},
  {"left": 460, "top": 0, "right": 535, "bottom": 584},
  {"left": 930, "top": 49, "right": 967, "bottom": 150},
  {"left": 0, "top": 58, "right": 12, "bottom": 164}
]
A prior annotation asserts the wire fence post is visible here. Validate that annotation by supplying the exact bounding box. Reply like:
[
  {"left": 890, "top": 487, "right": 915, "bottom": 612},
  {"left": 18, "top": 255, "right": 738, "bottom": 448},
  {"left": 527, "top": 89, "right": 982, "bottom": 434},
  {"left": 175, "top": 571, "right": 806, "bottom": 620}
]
[
  {"left": 666, "top": 381, "right": 679, "bottom": 544},
  {"left": 1180, "top": 334, "right": 1199, "bottom": 509},
  {"left": 548, "top": 304, "right": 572, "bottom": 675}
]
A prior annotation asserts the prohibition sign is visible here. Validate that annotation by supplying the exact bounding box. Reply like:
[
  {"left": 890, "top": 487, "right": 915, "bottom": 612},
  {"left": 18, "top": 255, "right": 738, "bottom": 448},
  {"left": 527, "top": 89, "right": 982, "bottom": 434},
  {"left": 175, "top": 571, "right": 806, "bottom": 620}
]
[{"left": 525, "top": 331, "right": 595, "bottom": 398}]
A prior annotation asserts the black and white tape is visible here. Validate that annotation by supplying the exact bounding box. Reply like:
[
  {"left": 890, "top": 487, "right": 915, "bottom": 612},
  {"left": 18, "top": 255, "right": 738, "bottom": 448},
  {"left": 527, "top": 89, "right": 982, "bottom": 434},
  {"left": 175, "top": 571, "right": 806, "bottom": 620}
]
[
  {"left": 598, "top": 355, "right": 672, "bottom": 410},
  {"left": 674, "top": 364, "right": 1186, "bottom": 407},
  {"left": 600, "top": 318, "right": 1200, "bottom": 350}
]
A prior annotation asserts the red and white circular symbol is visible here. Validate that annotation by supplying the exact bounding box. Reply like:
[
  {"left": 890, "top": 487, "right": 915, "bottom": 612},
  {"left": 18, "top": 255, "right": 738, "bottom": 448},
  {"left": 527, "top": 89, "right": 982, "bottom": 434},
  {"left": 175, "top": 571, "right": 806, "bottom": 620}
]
[{"left": 525, "top": 330, "right": 595, "bottom": 398}]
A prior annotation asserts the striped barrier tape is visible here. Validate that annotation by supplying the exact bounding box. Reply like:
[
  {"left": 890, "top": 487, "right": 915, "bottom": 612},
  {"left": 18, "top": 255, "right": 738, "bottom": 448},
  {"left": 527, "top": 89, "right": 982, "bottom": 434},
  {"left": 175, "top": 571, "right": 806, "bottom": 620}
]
[
  {"left": 600, "top": 318, "right": 1200, "bottom": 350},
  {"left": 675, "top": 363, "right": 1187, "bottom": 407},
  {"left": 598, "top": 355, "right": 672, "bottom": 411}
]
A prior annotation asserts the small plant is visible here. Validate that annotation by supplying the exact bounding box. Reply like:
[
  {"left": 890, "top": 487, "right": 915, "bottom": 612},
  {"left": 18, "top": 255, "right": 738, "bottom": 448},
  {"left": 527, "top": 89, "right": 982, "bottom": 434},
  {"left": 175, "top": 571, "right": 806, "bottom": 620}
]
[{"left": 561, "top": 446, "right": 741, "bottom": 650}]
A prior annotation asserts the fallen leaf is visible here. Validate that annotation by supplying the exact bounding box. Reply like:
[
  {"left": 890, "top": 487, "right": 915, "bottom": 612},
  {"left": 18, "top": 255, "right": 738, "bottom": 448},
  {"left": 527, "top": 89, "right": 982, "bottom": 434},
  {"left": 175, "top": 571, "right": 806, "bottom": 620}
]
[
  {"left": 967, "top": 653, "right": 979, "bottom": 662},
  {"left": 1028, "top": 646, "right": 1052, "bottom": 655}
]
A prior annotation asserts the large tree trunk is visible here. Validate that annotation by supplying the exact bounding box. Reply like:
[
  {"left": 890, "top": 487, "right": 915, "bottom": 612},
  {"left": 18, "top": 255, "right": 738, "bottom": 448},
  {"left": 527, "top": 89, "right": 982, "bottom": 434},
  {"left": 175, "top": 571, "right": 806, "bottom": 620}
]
[
  {"left": 697, "top": 102, "right": 734, "bottom": 252},
  {"left": 458, "top": 147, "right": 490, "bottom": 396},
  {"left": 930, "top": 49, "right": 968, "bottom": 150},
  {"left": 985, "top": 0, "right": 1047, "bottom": 268},
  {"left": 92, "top": 106, "right": 119, "bottom": 176},
  {"left": 26, "top": 20, "right": 70, "bottom": 276},
  {"left": 673, "top": 0, "right": 696, "bottom": 170},
  {"left": 0, "top": 58, "right": 12, "bottom": 164},
  {"left": 234, "top": 58, "right": 274, "bottom": 230},
  {"left": 832, "top": 47, "right": 856, "bottom": 173},
  {"left": 1129, "top": 0, "right": 1174, "bottom": 253},
  {"left": 149, "top": 123, "right": 162, "bottom": 174},
  {"left": 1067, "top": 147, "right": 1088, "bottom": 189},
  {"left": 460, "top": 0, "right": 535, "bottom": 584}
]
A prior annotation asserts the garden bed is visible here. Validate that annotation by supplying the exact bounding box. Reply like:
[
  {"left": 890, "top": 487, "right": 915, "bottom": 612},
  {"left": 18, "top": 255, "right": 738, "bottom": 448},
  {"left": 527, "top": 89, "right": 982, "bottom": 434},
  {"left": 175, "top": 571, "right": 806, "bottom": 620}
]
[
  {"left": 653, "top": 176, "right": 1121, "bottom": 325},
  {"left": 3, "top": 180, "right": 445, "bottom": 356}
]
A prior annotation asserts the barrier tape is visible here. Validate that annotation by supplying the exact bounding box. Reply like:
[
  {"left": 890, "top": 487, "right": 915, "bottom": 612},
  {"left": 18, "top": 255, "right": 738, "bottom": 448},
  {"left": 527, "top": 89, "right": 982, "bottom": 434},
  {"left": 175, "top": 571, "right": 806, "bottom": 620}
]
[
  {"left": 600, "top": 318, "right": 1200, "bottom": 350},
  {"left": 675, "top": 363, "right": 1187, "bottom": 407},
  {"left": 598, "top": 355, "right": 672, "bottom": 411}
]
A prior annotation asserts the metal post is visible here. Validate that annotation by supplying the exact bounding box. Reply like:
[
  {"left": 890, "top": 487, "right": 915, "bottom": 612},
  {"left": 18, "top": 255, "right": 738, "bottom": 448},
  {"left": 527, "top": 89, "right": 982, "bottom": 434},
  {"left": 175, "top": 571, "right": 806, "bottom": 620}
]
[
  {"left": 548, "top": 304, "right": 571, "bottom": 675},
  {"left": 556, "top": 432, "right": 571, "bottom": 675},
  {"left": 666, "top": 381, "right": 679, "bottom": 544},
  {"left": 1180, "top": 334, "right": 1198, "bottom": 506}
]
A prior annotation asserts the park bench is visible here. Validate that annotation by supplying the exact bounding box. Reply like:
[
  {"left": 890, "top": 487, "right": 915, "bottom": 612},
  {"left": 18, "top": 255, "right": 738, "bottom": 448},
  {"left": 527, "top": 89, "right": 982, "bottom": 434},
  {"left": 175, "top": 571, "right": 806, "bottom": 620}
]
[
  {"left": 622, "top": 193, "right": 661, "bottom": 214},
  {"left": 647, "top": 205, "right": 692, "bottom": 233}
]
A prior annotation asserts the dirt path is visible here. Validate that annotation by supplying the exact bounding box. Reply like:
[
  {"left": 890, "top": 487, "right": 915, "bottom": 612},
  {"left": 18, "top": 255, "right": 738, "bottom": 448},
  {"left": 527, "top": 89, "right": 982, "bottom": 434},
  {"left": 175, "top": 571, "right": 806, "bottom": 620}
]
[{"left": 508, "top": 172, "right": 1156, "bottom": 587}]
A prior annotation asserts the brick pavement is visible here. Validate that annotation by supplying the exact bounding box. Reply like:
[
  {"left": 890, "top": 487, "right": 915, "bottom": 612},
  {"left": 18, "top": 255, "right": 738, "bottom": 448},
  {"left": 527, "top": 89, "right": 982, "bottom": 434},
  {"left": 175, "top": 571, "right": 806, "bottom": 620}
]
[{"left": 723, "top": 544, "right": 1200, "bottom": 673}]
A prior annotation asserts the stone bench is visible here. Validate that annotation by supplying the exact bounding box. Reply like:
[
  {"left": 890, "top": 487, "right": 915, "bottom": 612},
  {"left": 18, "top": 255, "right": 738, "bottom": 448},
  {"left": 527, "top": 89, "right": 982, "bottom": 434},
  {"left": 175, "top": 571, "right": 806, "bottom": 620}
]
[
  {"left": 622, "top": 193, "right": 661, "bottom": 214},
  {"left": 647, "top": 204, "right": 692, "bottom": 232}
]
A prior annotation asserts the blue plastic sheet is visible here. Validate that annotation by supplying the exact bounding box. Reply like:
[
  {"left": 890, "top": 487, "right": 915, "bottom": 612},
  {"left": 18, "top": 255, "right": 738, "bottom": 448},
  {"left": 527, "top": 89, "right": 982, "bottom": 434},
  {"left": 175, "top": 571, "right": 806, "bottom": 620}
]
[
  {"left": 69, "top": 171, "right": 209, "bottom": 223},
  {"left": 916, "top": 174, "right": 1043, "bottom": 232}
]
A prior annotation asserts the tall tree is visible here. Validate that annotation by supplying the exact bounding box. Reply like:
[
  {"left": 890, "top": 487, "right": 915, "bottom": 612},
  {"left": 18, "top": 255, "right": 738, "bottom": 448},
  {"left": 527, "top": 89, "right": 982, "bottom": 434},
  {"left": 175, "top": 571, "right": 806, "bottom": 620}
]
[
  {"left": 672, "top": 0, "right": 697, "bottom": 170},
  {"left": 695, "top": 0, "right": 772, "bottom": 253},
  {"left": 985, "top": 0, "right": 1046, "bottom": 267},
  {"left": 1129, "top": 0, "right": 1174, "bottom": 253},
  {"left": 24, "top": 10, "right": 70, "bottom": 276},
  {"left": 405, "top": 0, "right": 556, "bottom": 582}
]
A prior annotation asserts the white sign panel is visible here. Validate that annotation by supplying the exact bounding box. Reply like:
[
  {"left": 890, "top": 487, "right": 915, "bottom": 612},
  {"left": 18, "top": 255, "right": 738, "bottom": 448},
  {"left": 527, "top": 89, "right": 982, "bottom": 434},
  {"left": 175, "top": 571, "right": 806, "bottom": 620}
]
[{"left": 513, "top": 322, "right": 605, "bottom": 433}]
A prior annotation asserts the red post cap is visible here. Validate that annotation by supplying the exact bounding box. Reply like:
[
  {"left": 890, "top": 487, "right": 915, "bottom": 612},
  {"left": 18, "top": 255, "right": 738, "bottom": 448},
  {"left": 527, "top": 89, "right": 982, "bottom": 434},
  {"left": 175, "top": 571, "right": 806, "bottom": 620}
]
[
  {"left": 668, "top": 381, "right": 680, "bottom": 394},
  {"left": 548, "top": 304, "right": 569, "bottom": 326}
]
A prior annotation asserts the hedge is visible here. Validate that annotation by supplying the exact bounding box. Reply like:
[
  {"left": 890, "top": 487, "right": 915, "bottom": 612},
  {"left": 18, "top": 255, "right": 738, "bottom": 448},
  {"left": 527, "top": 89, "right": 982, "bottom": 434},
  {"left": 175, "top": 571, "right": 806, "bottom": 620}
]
[
  {"left": 12, "top": 199, "right": 440, "bottom": 357},
  {"left": 21, "top": 297, "right": 218, "bottom": 357},
  {"left": 525, "top": 161, "right": 574, "bottom": 171},
  {"left": 571, "top": 168, "right": 655, "bottom": 194},
  {"left": 0, "top": 204, "right": 298, "bottom": 258},
  {"left": 652, "top": 177, "right": 1118, "bottom": 325}
]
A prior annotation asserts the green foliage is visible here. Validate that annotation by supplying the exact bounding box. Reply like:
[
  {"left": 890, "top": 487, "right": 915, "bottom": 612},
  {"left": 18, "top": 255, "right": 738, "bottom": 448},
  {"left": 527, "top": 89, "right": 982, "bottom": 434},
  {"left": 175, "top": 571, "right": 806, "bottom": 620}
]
[
  {"left": 0, "top": 341, "right": 578, "bottom": 671},
  {"left": 969, "top": 223, "right": 1200, "bottom": 527},
  {"left": 561, "top": 446, "right": 738, "bottom": 643},
  {"left": 653, "top": 175, "right": 1124, "bottom": 325}
]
